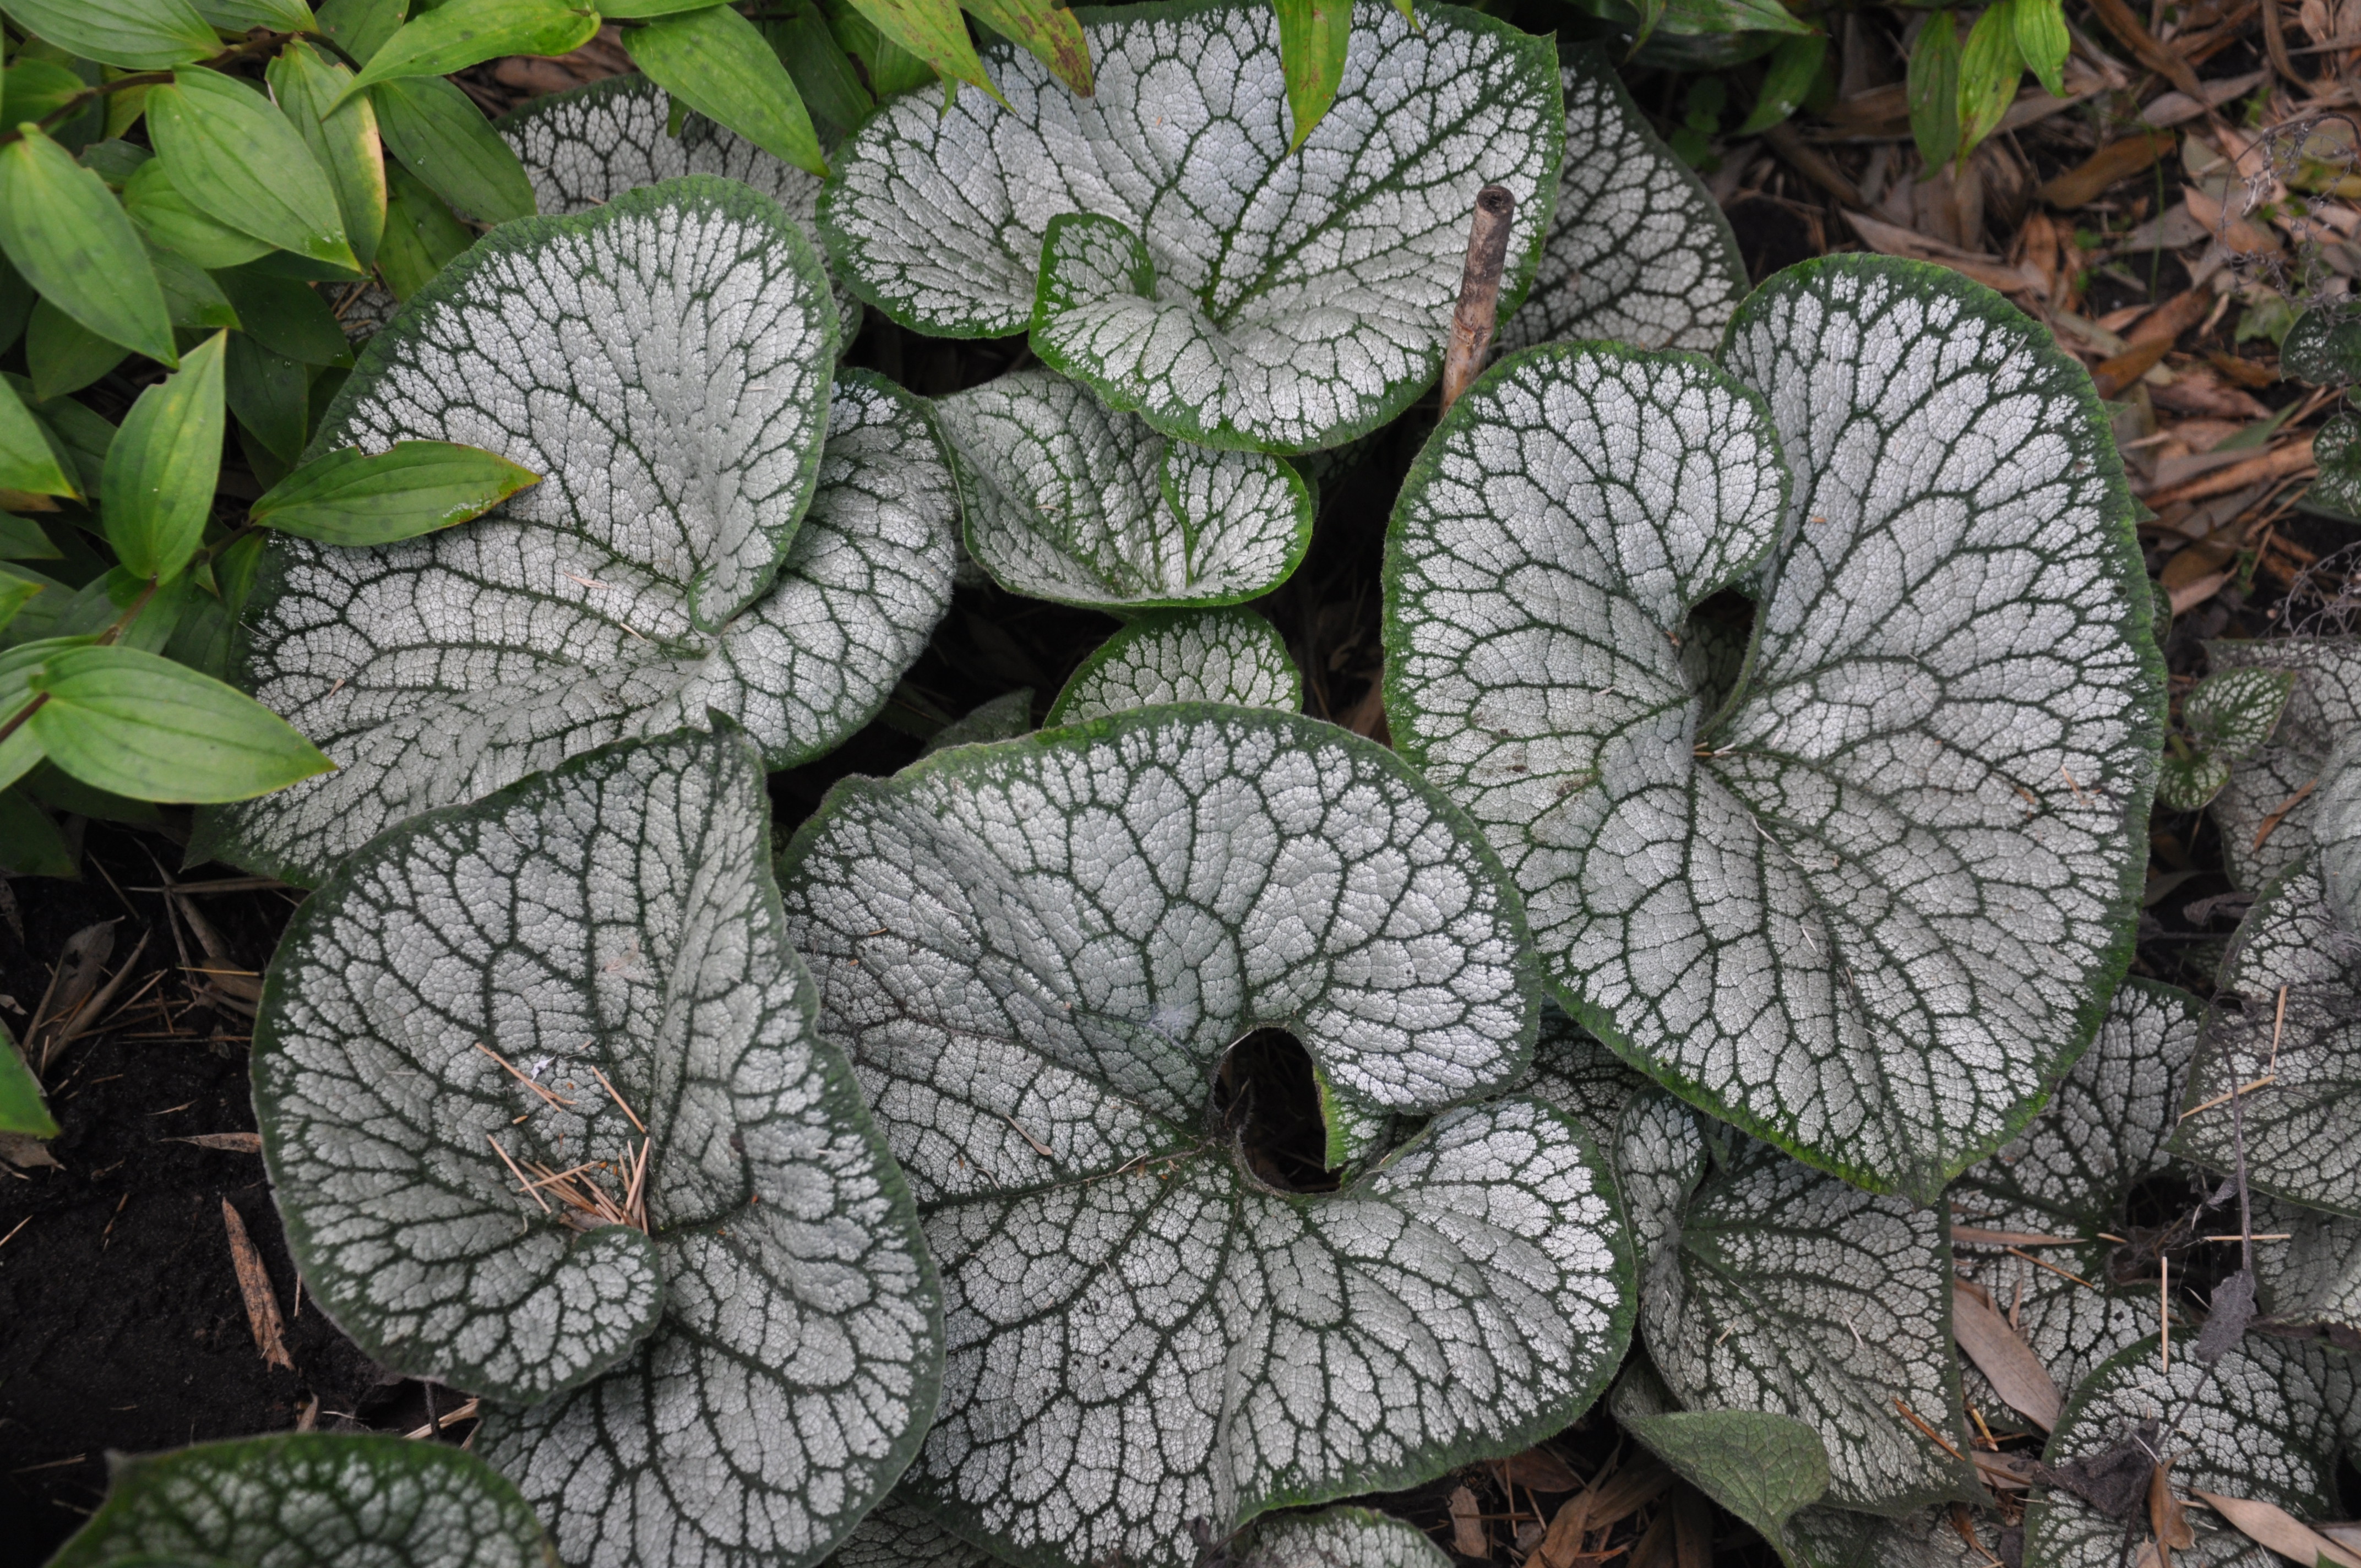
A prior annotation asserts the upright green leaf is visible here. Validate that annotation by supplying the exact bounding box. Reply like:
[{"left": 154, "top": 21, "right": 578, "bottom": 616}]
[
  {"left": 224, "top": 331, "right": 309, "bottom": 465},
  {"left": 1621, "top": 1410, "right": 1830, "bottom": 1567},
  {"left": 1735, "top": 32, "right": 1826, "bottom": 135},
  {"left": 269, "top": 39, "right": 388, "bottom": 269},
  {"left": 315, "top": 0, "right": 406, "bottom": 63},
  {"left": 962, "top": 0, "right": 1093, "bottom": 98},
  {"left": 0, "top": 1021, "right": 57, "bottom": 1136},
  {"left": 25, "top": 297, "right": 130, "bottom": 400},
  {"left": 759, "top": 2, "right": 875, "bottom": 140},
  {"left": 2009, "top": 0, "right": 2069, "bottom": 98},
  {"left": 25, "top": 643, "right": 332, "bottom": 801},
  {"left": 828, "top": 1, "right": 936, "bottom": 97},
  {"left": 837, "top": 0, "right": 999, "bottom": 99},
  {"left": 194, "top": 0, "right": 320, "bottom": 29},
  {"left": 0, "top": 0, "right": 217, "bottom": 70},
  {"left": 620, "top": 2, "right": 830, "bottom": 179},
  {"left": 0, "top": 127, "right": 176, "bottom": 366},
  {"left": 376, "top": 161, "right": 472, "bottom": 298},
  {"left": 252, "top": 440, "right": 540, "bottom": 543},
  {"left": 211, "top": 265, "right": 352, "bottom": 367},
  {"left": 1043, "top": 605, "right": 1301, "bottom": 725},
  {"left": 344, "top": 0, "right": 600, "bottom": 96},
  {"left": 0, "top": 372, "right": 77, "bottom": 500},
  {"left": 370, "top": 74, "right": 534, "bottom": 225},
  {"left": 146, "top": 66, "right": 360, "bottom": 271},
  {"left": 46, "top": 1433, "right": 555, "bottom": 1568},
  {"left": 100, "top": 329, "right": 225, "bottom": 584},
  {"left": 121, "top": 155, "right": 274, "bottom": 268},
  {"left": 0, "top": 785, "right": 74, "bottom": 877},
  {"left": 1273, "top": 0, "right": 1350, "bottom": 148},
  {"left": 1956, "top": 2, "right": 2021, "bottom": 157},
  {"left": 1907, "top": 11, "right": 1961, "bottom": 171}
]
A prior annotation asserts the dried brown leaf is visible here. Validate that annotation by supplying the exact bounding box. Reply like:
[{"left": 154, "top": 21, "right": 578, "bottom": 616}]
[
  {"left": 221, "top": 1197, "right": 294, "bottom": 1371},
  {"left": 2194, "top": 1490, "right": 2361, "bottom": 1568},
  {"left": 1952, "top": 1282, "right": 2065, "bottom": 1430}
]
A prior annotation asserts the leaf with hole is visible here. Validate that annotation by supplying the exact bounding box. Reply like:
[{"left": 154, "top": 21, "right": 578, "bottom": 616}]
[
  {"left": 817, "top": 0, "right": 1563, "bottom": 454},
  {"left": 935, "top": 369, "right": 1313, "bottom": 609},
  {"left": 1042, "top": 606, "right": 1301, "bottom": 726},
  {"left": 2205, "top": 636, "right": 2361, "bottom": 890},
  {"left": 1386, "top": 257, "right": 2161, "bottom": 1202},
  {"left": 775, "top": 705, "right": 1633, "bottom": 1568},
  {"left": 189, "top": 179, "right": 959, "bottom": 886},
  {"left": 45, "top": 1433, "right": 556, "bottom": 1568},
  {"left": 254, "top": 727, "right": 942, "bottom": 1567}
]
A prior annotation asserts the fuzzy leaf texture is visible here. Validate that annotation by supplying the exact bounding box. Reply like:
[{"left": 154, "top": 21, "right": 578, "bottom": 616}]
[
  {"left": 817, "top": 0, "right": 1563, "bottom": 453},
  {"left": 1043, "top": 606, "right": 1302, "bottom": 725},
  {"left": 192, "top": 178, "right": 958, "bottom": 885},
  {"left": 253, "top": 728, "right": 942, "bottom": 1568},
  {"left": 1385, "top": 257, "right": 2162, "bottom": 1201},
  {"left": 2204, "top": 636, "right": 2356, "bottom": 890},
  {"left": 775, "top": 706, "right": 1635, "bottom": 1568}
]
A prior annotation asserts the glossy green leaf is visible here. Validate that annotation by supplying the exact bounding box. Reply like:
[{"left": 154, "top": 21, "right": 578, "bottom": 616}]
[
  {"left": 2009, "top": 0, "right": 2069, "bottom": 99},
  {"left": 315, "top": 0, "right": 407, "bottom": 63},
  {"left": 1043, "top": 605, "right": 1301, "bottom": 725},
  {"left": 0, "top": 785, "right": 73, "bottom": 878},
  {"left": 1274, "top": 0, "right": 1351, "bottom": 149},
  {"left": 270, "top": 39, "right": 388, "bottom": 269},
  {"left": 24, "top": 642, "right": 331, "bottom": 802},
  {"left": 100, "top": 329, "right": 225, "bottom": 584},
  {"left": 839, "top": 0, "right": 997, "bottom": 98},
  {"left": 25, "top": 298, "right": 130, "bottom": 401},
  {"left": 195, "top": 0, "right": 320, "bottom": 29},
  {"left": 1908, "top": 11, "right": 1961, "bottom": 171},
  {"left": 19, "top": 382, "right": 118, "bottom": 501},
  {"left": 225, "top": 331, "right": 309, "bottom": 465},
  {"left": 2, "top": 57, "right": 90, "bottom": 129},
  {"left": 1623, "top": 1410, "right": 1829, "bottom": 1566},
  {"left": 1956, "top": 2, "right": 2021, "bottom": 159},
  {"left": 147, "top": 66, "right": 359, "bottom": 271},
  {"left": 345, "top": 0, "right": 600, "bottom": 96},
  {"left": 0, "top": 371, "right": 77, "bottom": 499},
  {"left": 46, "top": 1433, "right": 555, "bottom": 1568},
  {"left": 0, "top": 0, "right": 218, "bottom": 70},
  {"left": 252, "top": 440, "right": 540, "bottom": 543},
  {"left": 121, "top": 156, "right": 275, "bottom": 269},
  {"left": 0, "top": 127, "right": 177, "bottom": 366},
  {"left": 962, "top": 0, "right": 1094, "bottom": 97},
  {"left": 376, "top": 161, "right": 471, "bottom": 299},
  {"left": 1736, "top": 32, "right": 1825, "bottom": 136},
  {"left": 211, "top": 266, "right": 352, "bottom": 367},
  {"left": 760, "top": 2, "right": 874, "bottom": 140},
  {"left": 144, "top": 243, "right": 238, "bottom": 332},
  {"left": 620, "top": 2, "right": 829, "bottom": 180},
  {"left": 371, "top": 74, "right": 535, "bottom": 225}
]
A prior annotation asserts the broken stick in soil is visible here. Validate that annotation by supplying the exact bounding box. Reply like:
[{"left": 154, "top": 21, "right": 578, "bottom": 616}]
[{"left": 1440, "top": 184, "right": 1515, "bottom": 416}]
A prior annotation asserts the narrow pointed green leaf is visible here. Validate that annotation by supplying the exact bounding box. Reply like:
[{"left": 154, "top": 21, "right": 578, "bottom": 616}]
[
  {"left": 961, "top": 0, "right": 1093, "bottom": 97},
  {"left": 0, "top": 128, "right": 177, "bottom": 366},
  {"left": 345, "top": 0, "right": 599, "bottom": 96},
  {"left": 26, "top": 643, "right": 331, "bottom": 801},
  {"left": 840, "top": 0, "right": 998, "bottom": 98},
  {"left": 195, "top": 0, "right": 320, "bottom": 30},
  {"left": 122, "top": 155, "right": 275, "bottom": 269},
  {"left": 145, "top": 239, "right": 240, "bottom": 329},
  {"left": 315, "top": 0, "right": 407, "bottom": 64},
  {"left": 10, "top": 380, "right": 117, "bottom": 500},
  {"left": 0, "top": 785, "right": 74, "bottom": 876},
  {"left": 371, "top": 74, "right": 534, "bottom": 225},
  {"left": 1043, "top": 605, "right": 1300, "bottom": 725},
  {"left": 225, "top": 330, "right": 309, "bottom": 464},
  {"left": 270, "top": 39, "right": 389, "bottom": 269},
  {"left": 0, "top": 1020, "right": 57, "bottom": 1135},
  {"left": 1908, "top": 10, "right": 1961, "bottom": 171},
  {"left": 252, "top": 440, "right": 541, "bottom": 543},
  {"left": 0, "top": 514, "right": 64, "bottom": 560},
  {"left": 828, "top": 2, "right": 937, "bottom": 97},
  {"left": 2009, "top": 0, "right": 2070, "bottom": 100},
  {"left": 46, "top": 1433, "right": 554, "bottom": 1568},
  {"left": 2204, "top": 636, "right": 2359, "bottom": 889},
  {"left": 1620, "top": 1410, "right": 1829, "bottom": 1564},
  {"left": 100, "top": 329, "right": 226, "bottom": 584},
  {"left": 147, "top": 66, "right": 358, "bottom": 271},
  {"left": 376, "top": 161, "right": 471, "bottom": 299},
  {"left": 0, "top": 567, "right": 50, "bottom": 634},
  {"left": 1735, "top": 32, "right": 1826, "bottom": 136},
  {"left": 1274, "top": 0, "right": 1351, "bottom": 148},
  {"left": 211, "top": 265, "right": 352, "bottom": 367},
  {"left": 0, "top": 0, "right": 217, "bottom": 70},
  {"left": 25, "top": 297, "right": 130, "bottom": 401},
  {"left": 0, "top": 372, "right": 77, "bottom": 499},
  {"left": 759, "top": 2, "right": 877, "bottom": 140},
  {"left": 1956, "top": 2, "right": 2021, "bottom": 159},
  {"left": 620, "top": 1, "right": 829, "bottom": 179}
]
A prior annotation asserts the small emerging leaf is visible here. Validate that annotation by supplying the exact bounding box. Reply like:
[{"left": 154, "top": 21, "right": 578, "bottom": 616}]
[
  {"left": 0, "top": 0, "right": 217, "bottom": 71},
  {"left": 2282, "top": 299, "right": 2361, "bottom": 386},
  {"left": 148, "top": 66, "right": 361, "bottom": 273},
  {"left": 2009, "top": 0, "right": 2070, "bottom": 99},
  {"left": 0, "top": 127, "right": 177, "bottom": 367},
  {"left": 25, "top": 643, "right": 334, "bottom": 803},
  {"left": 1956, "top": 2, "right": 2023, "bottom": 160},
  {"left": 1043, "top": 605, "right": 1301, "bottom": 725},
  {"left": 619, "top": 2, "right": 830, "bottom": 180},
  {"left": 252, "top": 440, "right": 541, "bottom": 544},
  {"left": 1908, "top": 11, "right": 1962, "bottom": 171},
  {"left": 100, "top": 328, "right": 227, "bottom": 584},
  {"left": 0, "top": 1024, "right": 57, "bottom": 1137},
  {"left": 1735, "top": 32, "right": 1826, "bottom": 137},
  {"left": 2303, "top": 407, "right": 2361, "bottom": 523},
  {"left": 344, "top": 0, "right": 600, "bottom": 98},
  {"left": 2205, "top": 635, "right": 2361, "bottom": 889},
  {"left": 2188, "top": 665, "right": 2294, "bottom": 760}
]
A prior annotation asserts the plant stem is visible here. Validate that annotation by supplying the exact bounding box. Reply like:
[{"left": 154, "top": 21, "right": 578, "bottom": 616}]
[{"left": 1439, "top": 185, "right": 1515, "bottom": 417}]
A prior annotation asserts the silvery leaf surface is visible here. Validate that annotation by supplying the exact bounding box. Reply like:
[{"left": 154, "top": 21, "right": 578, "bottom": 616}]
[
  {"left": 253, "top": 729, "right": 942, "bottom": 1567},
  {"left": 1643, "top": 1136, "right": 1979, "bottom": 1513},
  {"left": 1950, "top": 979, "right": 2206, "bottom": 1403},
  {"left": 2022, "top": 1334, "right": 2356, "bottom": 1568},
  {"left": 2203, "top": 636, "right": 2360, "bottom": 889},
  {"left": 1615, "top": 1085, "right": 1710, "bottom": 1273},
  {"left": 824, "top": 1501, "right": 995, "bottom": 1568},
  {"left": 46, "top": 1434, "right": 556, "bottom": 1568},
  {"left": 2171, "top": 858, "right": 2361, "bottom": 1217},
  {"left": 1045, "top": 607, "right": 1301, "bottom": 726},
  {"left": 1784, "top": 1505, "right": 1993, "bottom": 1568},
  {"left": 1511, "top": 1001, "right": 1656, "bottom": 1151},
  {"left": 1386, "top": 258, "right": 2161, "bottom": 1201},
  {"left": 1493, "top": 49, "right": 1747, "bottom": 357},
  {"left": 2187, "top": 666, "right": 2295, "bottom": 761},
  {"left": 193, "top": 181, "right": 956, "bottom": 886},
  {"left": 1236, "top": 1507, "right": 1452, "bottom": 1567},
  {"left": 775, "top": 706, "right": 1633, "bottom": 1568},
  {"left": 2316, "top": 732, "right": 2361, "bottom": 930},
  {"left": 815, "top": 0, "right": 1562, "bottom": 454},
  {"left": 2252, "top": 1195, "right": 2361, "bottom": 1337},
  {"left": 935, "top": 370, "right": 1312, "bottom": 609},
  {"left": 497, "top": 75, "right": 858, "bottom": 342},
  {"left": 2157, "top": 749, "right": 2235, "bottom": 813}
]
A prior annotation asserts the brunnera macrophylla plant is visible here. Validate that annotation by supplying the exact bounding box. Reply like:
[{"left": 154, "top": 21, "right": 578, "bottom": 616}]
[
  {"left": 817, "top": 0, "right": 1566, "bottom": 455},
  {"left": 47, "top": 1433, "right": 557, "bottom": 1568},
  {"left": 251, "top": 726, "right": 940, "bottom": 1568},
  {"left": 775, "top": 704, "right": 1636, "bottom": 1568},
  {"left": 1044, "top": 605, "right": 1303, "bottom": 726},
  {"left": 1385, "top": 254, "right": 2165, "bottom": 1204},
  {"left": 190, "top": 177, "right": 961, "bottom": 887},
  {"left": 826, "top": 1499, "right": 1452, "bottom": 1568},
  {"left": 2202, "top": 635, "right": 2361, "bottom": 891}
]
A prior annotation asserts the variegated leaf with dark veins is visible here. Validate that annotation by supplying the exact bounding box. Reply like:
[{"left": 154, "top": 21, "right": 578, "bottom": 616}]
[
  {"left": 2204, "top": 636, "right": 2359, "bottom": 890},
  {"left": 1045, "top": 606, "right": 1302, "bottom": 726}
]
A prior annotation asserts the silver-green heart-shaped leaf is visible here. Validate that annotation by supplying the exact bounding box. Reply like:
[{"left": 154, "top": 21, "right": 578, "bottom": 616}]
[
  {"left": 1785, "top": 1505, "right": 1995, "bottom": 1568},
  {"left": 815, "top": 0, "right": 1563, "bottom": 454},
  {"left": 254, "top": 728, "right": 942, "bottom": 1567},
  {"left": 2022, "top": 1333, "right": 2355, "bottom": 1568},
  {"left": 2283, "top": 300, "right": 2361, "bottom": 386},
  {"left": 2158, "top": 749, "right": 2236, "bottom": 813},
  {"left": 1493, "top": 48, "right": 1747, "bottom": 357},
  {"left": 2189, "top": 667, "right": 2296, "bottom": 761},
  {"left": 934, "top": 369, "right": 1313, "bottom": 609},
  {"left": 497, "top": 75, "right": 858, "bottom": 344},
  {"left": 2171, "top": 857, "right": 2361, "bottom": 1218},
  {"left": 1950, "top": 979, "right": 2207, "bottom": 1410},
  {"left": 192, "top": 180, "right": 958, "bottom": 886},
  {"left": 2202, "top": 637, "right": 2357, "bottom": 891},
  {"left": 2316, "top": 732, "right": 2361, "bottom": 930},
  {"left": 47, "top": 1434, "right": 556, "bottom": 1568},
  {"left": 1044, "top": 606, "right": 1302, "bottom": 726},
  {"left": 2304, "top": 410, "right": 2361, "bottom": 522},
  {"left": 1615, "top": 1085, "right": 1712, "bottom": 1272},
  {"left": 775, "top": 706, "right": 1633, "bottom": 1568},
  {"left": 1643, "top": 1136, "right": 1979, "bottom": 1512},
  {"left": 1386, "top": 258, "right": 2162, "bottom": 1202},
  {"left": 1513, "top": 1002, "right": 1657, "bottom": 1151},
  {"left": 2255, "top": 1196, "right": 2361, "bottom": 1337}
]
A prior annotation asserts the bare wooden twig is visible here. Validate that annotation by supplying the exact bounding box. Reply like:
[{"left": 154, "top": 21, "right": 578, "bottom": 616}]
[{"left": 1439, "top": 186, "right": 1516, "bottom": 416}]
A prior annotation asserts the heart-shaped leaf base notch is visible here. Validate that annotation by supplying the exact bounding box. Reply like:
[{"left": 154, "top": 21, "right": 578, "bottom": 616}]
[
  {"left": 254, "top": 728, "right": 942, "bottom": 1568},
  {"left": 498, "top": 75, "right": 859, "bottom": 343},
  {"left": 195, "top": 178, "right": 959, "bottom": 886},
  {"left": 2201, "top": 636, "right": 2358, "bottom": 891},
  {"left": 817, "top": 0, "right": 1562, "bottom": 454},
  {"left": 776, "top": 706, "right": 1634, "bottom": 1568},
  {"left": 47, "top": 1434, "right": 555, "bottom": 1568},
  {"left": 1386, "top": 257, "right": 2162, "bottom": 1201},
  {"left": 936, "top": 370, "right": 1313, "bottom": 609},
  {"left": 1493, "top": 49, "right": 1748, "bottom": 357},
  {"left": 1044, "top": 607, "right": 1302, "bottom": 726}
]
